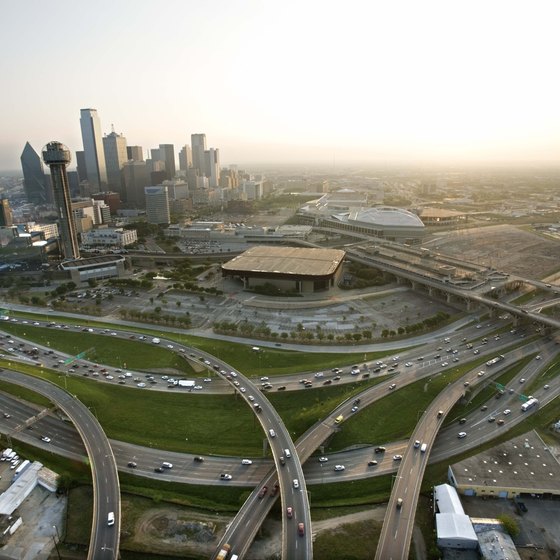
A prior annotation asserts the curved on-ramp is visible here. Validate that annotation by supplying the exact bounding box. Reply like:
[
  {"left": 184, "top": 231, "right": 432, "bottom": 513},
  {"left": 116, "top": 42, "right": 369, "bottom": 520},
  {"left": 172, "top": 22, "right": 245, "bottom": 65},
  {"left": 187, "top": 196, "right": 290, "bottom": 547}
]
[{"left": 1, "top": 369, "right": 120, "bottom": 560}]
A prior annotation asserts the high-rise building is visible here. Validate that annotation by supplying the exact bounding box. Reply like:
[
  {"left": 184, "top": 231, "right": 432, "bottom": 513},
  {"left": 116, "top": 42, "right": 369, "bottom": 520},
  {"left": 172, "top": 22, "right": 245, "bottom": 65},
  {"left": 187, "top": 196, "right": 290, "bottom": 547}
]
[
  {"left": 127, "top": 146, "right": 143, "bottom": 161},
  {"left": 79, "top": 108, "right": 107, "bottom": 190},
  {"left": 92, "top": 192, "right": 121, "bottom": 215},
  {"left": 191, "top": 133, "right": 207, "bottom": 176},
  {"left": 42, "top": 142, "right": 80, "bottom": 260},
  {"left": 122, "top": 161, "right": 149, "bottom": 208},
  {"left": 145, "top": 186, "right": 170, "bottom": 224},
  {"left": 20, "top": 142, "right": 50, "bottom": 204},
  {"left": 158, "top": 144, "right": 176, "bottom": 180},
  {"left": 0, "top": 198, "right": 14, "bottom": 227},
  {"left": 178, "top": 145, "right": 192, "bottom": 171},
  {"left": 205, "top": 148, "right": 220, "bottom": 187},
  {"left": 75, "top": 150, "right": 87, "bottom": 183},
  {"left": 103, "top": 130, "right": 128, "bottom": 194}
]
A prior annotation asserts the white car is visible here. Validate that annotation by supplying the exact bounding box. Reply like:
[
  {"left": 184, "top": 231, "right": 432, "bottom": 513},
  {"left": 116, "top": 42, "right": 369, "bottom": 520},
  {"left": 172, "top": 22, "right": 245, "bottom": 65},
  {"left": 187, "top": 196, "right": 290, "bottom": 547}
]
[
  {"left": 203, "top": 378, "right": 212, "bottom": 383},
  {"left": 457, "top": 432, "right": 467, "bottom": 439},
  {"left": 314, "top": 372, "right": 324, "bottom": 378},
  {"left": 194, "top": 385, "right": 203, "bottom": 390},
  {"left": 248, "top": 395, "right": 255, "bottom": 401},
  {"left": 519, "top": 378, "right": 526, "bottom": 383},
  {"left": 318, "top": 456, "right": 329, "bottom": 462},
  {"left": 167, "top": 344, "right": 174, "bottom": 349},
  {"left": 351, "top": 406, "right": 359, "bottom": 413},
  {"left": 389, "top": 383, "right": 396, "bottom": 390},
  {"left": 536, "top": 355, "right": 541, "bottom": 360},
  {"left": 477, "top": 371, "right": 485, "bottom": 377},
  {"left": 269, "top": 429, "right": 276, "bottom": 438},
  {"left": 240, "top": 387, "right": 246, "bottom": 393},
  {"left": 334, "top": 465, "right": 345, "bottom": 471},
  {"left": 441, "top": 362, "right": 448, "bottom": 367},
  {"left": 405, "top": 362, "right": 413, "bottom": 367},
  {"left": 503, "top": 409, "right": 511, "bottom": 415},
  {"left": 260, "top": 376, "right": 269, "bottom": 381},
  {"left": 41, "top": 436, "right": 51, "bottom": 443},
  {"left": 137, "top": 382, "right": 146, "bottom": 388},
  {"left": 241, "top": 459, "right": 253, "bottom": 465}
]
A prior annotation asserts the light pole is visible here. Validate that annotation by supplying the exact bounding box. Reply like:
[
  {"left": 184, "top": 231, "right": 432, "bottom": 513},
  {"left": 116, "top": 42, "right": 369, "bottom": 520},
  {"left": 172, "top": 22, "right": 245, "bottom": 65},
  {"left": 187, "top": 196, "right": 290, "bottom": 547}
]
[{"left": 52, "top": 525, "right": 61, "bottom": 560}]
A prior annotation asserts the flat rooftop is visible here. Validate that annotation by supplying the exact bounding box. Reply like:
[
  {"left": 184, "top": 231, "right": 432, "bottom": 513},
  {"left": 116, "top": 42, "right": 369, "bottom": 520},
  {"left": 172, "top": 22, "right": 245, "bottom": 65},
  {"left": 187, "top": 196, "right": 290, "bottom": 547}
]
[
  {"left": 451, "top": 430, "right": 560, "bottom": 494},
  {"left": 222, "top": 246, "right": 345, "bottom": 277}
]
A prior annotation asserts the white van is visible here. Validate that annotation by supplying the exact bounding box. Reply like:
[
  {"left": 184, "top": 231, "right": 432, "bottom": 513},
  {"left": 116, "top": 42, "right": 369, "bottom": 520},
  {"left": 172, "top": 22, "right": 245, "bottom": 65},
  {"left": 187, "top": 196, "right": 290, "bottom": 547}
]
[
  {"left": 284, "top": 449, "right": 291, "bottom": 458},
  {"left": 152, "top": 338, "right": 160, "bottom": 344},
  {"left": 420, "top": 443, "right": 428, "bottom": 453},
  {"left": 107, "top": 511, "right": 115, "bottom": 526}
]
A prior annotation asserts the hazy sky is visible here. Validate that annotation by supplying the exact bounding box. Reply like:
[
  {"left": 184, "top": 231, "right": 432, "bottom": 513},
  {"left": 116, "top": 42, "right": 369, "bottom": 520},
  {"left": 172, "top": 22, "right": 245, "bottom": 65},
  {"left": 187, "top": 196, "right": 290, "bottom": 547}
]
[{"left": 1, "top": 0, "right": 559, "bottom": 171}]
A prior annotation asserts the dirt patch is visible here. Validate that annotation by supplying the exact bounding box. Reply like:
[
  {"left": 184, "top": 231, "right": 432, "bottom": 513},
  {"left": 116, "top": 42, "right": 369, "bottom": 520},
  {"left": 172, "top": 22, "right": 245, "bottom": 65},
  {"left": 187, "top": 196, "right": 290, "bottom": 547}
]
[{"left": 428, "top": 225, "right": 560, "bottom": 280}]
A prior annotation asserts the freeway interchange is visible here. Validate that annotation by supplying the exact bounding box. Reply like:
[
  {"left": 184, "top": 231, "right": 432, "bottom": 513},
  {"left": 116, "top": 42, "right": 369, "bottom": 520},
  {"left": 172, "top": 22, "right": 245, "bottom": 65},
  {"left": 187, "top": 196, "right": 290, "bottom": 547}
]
[{"left": 0, "top": 315, "right": 558, "bottom": 560}]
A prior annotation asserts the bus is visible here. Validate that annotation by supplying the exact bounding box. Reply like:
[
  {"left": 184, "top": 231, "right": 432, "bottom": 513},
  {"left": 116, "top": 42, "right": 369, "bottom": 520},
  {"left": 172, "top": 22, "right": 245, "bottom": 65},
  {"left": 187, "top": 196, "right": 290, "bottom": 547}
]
[
  {"left": 521, "top": 398, "right": 539, "bottom": 412},
  {"left": 486, "top": 355, "right": 505, "bottom": 367}
]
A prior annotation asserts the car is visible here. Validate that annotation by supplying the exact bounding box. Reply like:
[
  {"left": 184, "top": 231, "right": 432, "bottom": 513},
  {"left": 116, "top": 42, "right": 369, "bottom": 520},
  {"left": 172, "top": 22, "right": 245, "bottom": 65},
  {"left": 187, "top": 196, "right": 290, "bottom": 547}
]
[
  {"left": 239, "top": 387, "right": 246, "bottom": 393},
  {"left": 536, "top": 355, "right": 541, "bottom": 360},
  {"left": 40, "top": 436, "right": 51, "bottom": 443},
  {"left": 268, "top": 429, "right": 276, "bottom": 438},
  {"left": 518, "top": 502, "right": 528, "bottom": 512},
  {"left": 519, "top": 378, "right": 526, "bottom": 383},
  {"left": 396, "top": 498, "right": 403, "bottom": 509},
  {"left": 405, "top": 362, "right": 412, "bottom": 367},
  {"left": 162, "top": 462, "right": 173, "bottom": 469},
  {"left": 441, "top": 362, "right": 449, "bottom": 367},
  {"left": 203, "top": 378, "right": 212, "bottom": 383},
  {"left": 457, "top": 432, "right": 467, "bottom": 438},
  {"left": 392, "top": 454, "right": 403, "bottom": 462},
  {"left": 167, "top": 344, "right": 173, "bottom": 349},
  {"left": 154, "top": 467, "right": 164, "bottom": 473},
  {"left": 368, "top": 460, "right": 378, "bottom": 466},
  {"left": 298, "top": 522, "right": 305, "bottom": 536},
  {"left": 351, "top": 406, "right": 359, "bottom": 413},
  {"left": 478, "top": 371, "right": 485, "bottom": 377},
  {"left": 389, "top": 383, "right": 396, "bottom": 390},
  {"left": 194, "top": 456, "right": 204, "bottom": 462},
  {"left": 459, "top": 418, "right": 467, "bottom": 424},
  {"left": 334, "top": 465, "right": 345, "bottom": 471},
  {"left": 279, "top": 456, "right": 286, "bottom": 466},
  {"left": 488, "top": 417, "right": 496, "bottom": 423},
  {"left": 414, "top": 440, "right": 421, "bottom": 448},
  {"left": 286, "top": 506, "right": 293, "bottom": 519},
  {"left": 220, "top": 473, "right": 232, "bottom": 480},
  {"left": 127, "top": 461, "right": 137, "bottom": 468},
  {"left": 453, "top": 357, "right": 460, "bottom": 362},
  {"left": 497, "top": 419, "right": 505, "bottom": 425},
  {"left": 258, "top": 485, "right": 268, "bottom": 498},
  {"left": 271, "top": 482, "right": 280, "bottom": 496},
  {"left": 544, "top": 384, "right": 550, "bottom": 390},
  {"left": 314, "top": 372, "right": 324, "bottom": 378},
  {"left": 473, "top": 349, "right": 480, "bottom": 354},
  {"left": 463, "top": 381, "right": 470, "bottom": 387},
  {"left": 3, "top": 413, "right": 11, "bottom": 418},
  {"left": 503, "top": 409, "right": 511, "bottom": 415},
  {"left": 277, "top": 385, "right": 286, "bottom": 391},
  {"left": 248, "top": 395, "right": 255, "bottom": 401},
  {"left": 481, "top": 405, "right": 488, "bottom": 411},
  {"left": 318, "top": 456, "right": 329, "bottom": 462},
  {"left": 437, "top": 410, "right": 444, "bottom": 418},
  {"left": 136, "top": 382, "right": 146, "bottom": 388},
  {"left": 241, "top": 459, "right": 253, "bottom": 465},
  {"left": 233, "top": 380, "right": 240, "bottom": 387},
  {"left": 374, "top": 446, "right": 386, "bottom": 453},
  {"left": 333, "top": 375, "right": 341, "bottom": 381},
  {"left": 323, "top": 379, "right": 332, "bottom": 385}
]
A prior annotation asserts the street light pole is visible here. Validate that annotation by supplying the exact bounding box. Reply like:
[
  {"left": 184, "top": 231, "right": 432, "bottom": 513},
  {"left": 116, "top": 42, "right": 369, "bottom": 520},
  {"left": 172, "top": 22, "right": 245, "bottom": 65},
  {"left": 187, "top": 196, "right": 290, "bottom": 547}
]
[{"left": 52, "top": 525, "right": 61, "bottom": 560}]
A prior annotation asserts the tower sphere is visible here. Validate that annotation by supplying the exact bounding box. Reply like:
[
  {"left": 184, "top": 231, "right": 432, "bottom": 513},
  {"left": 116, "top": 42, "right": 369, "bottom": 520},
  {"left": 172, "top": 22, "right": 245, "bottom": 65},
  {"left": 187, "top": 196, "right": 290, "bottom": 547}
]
[{"left": 42, "top": 141, "right": 71, "bottom": 166}]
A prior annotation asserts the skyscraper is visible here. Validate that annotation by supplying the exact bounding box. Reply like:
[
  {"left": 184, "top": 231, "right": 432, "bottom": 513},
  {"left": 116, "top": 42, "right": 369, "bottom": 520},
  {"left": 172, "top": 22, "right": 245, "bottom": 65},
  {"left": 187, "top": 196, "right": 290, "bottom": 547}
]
[
  {"left": 122, "top": 160, "right": 149, "bottom": 208},
  {"left": 75, "top": 150, "right": 87, "bottom": 183},
  {"left": 42, "top": 142, "right": 80, "bottom": 260},
  {"left": 0, "top": 198, "right": 13, "bottom": 227},
  {"left": 158, "top": 144, "right": 176, "bottom": 180},
  {"left": 20, "top": 142, "right": 50, "bottom": 204},
  {"left": 103, "top": 130, "right": 128, "bottom": 195},
  {"left": 191, "top": 133, "right": 207, "bottom": 176},
  {"left": 79, "top": 108, "right": 107, "bottom": 190},
  {"left": 205, "top": 148, "right": 220, "bottom": 187},
  {"left": 145, "top": 186, "right": 170, "bottom": 224},
  {"left": 178, "top": 145, "right": 192, "bottom": 171},
  {"left": 127, "top": 146, "right": 143, "bottom": 162}
]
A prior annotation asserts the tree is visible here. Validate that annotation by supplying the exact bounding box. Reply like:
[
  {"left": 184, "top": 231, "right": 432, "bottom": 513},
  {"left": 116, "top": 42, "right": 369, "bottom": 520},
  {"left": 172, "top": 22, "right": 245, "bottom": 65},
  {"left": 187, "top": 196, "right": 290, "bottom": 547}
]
[{"left": 498, "top": 514, "right": 520, "bottom": 538}]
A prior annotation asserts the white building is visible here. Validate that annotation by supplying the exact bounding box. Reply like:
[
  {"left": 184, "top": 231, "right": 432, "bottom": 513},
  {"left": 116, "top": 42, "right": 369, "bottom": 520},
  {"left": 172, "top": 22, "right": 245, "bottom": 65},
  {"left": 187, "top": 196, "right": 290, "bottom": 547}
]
[
  {"left": 145, "top": 186, "right": 170, "bottom": 224},
  {"left": 81, "top": 227, "right": 137, "bottom": 248},
  {"left": 434, "top": 483, "right": 478, "bottom": 550}
]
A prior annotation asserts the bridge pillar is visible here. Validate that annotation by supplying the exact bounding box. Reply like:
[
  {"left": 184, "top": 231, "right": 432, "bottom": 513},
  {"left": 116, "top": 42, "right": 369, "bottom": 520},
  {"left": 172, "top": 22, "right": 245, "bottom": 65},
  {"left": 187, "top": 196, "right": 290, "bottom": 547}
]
[
  {"left": 446, "top": 293, "right": 453, "bottom": 304},
  {"left": 428, "top": 287, "right": 434, "bottom": 297}
]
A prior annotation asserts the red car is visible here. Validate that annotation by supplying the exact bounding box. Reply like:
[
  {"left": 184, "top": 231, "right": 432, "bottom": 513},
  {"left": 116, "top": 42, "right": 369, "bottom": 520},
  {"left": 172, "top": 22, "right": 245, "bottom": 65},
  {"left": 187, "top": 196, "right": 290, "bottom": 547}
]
[
  {"left": 298, "top": 522, "right": 305, "bottom": 536},
  {"left": 258, "top": 486, "right": 268, "bottom": 499},
  {"left": 286, "top": 507, "right": 293, "bottom": 519}
]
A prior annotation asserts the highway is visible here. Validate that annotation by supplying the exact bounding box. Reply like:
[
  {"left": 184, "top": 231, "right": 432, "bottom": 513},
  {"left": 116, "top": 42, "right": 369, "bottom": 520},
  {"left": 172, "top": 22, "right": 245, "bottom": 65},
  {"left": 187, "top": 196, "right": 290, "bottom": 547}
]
[
  {"left": 0, "top": 316, "right": 557, "bottom": 560},
  {"left": 0, "top": 369, "right": 120, "bottom": 560}
]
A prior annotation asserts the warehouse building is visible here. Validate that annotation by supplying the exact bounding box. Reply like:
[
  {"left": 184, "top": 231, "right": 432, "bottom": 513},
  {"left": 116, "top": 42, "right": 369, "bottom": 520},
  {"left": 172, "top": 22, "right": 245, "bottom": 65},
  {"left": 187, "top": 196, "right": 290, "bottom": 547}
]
[
  {"left": 448, "top": 431, "right": 560, "bottom": 500},
  {"left": 221, "top": 246, "right": 345, "bottom": 293}
]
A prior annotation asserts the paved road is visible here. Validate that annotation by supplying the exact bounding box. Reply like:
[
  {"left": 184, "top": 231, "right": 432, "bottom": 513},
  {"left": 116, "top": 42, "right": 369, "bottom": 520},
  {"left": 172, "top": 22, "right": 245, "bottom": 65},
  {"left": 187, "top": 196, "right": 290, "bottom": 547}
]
[{"left": 0, "top": 370, "right": 120, "bottom": 560}]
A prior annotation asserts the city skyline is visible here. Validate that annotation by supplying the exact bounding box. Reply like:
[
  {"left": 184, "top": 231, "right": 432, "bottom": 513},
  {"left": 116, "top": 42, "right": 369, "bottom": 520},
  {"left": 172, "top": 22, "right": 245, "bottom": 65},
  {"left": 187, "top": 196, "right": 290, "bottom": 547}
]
[{"left": 1, "top": 0, "right": 559, "bottom": 172}]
